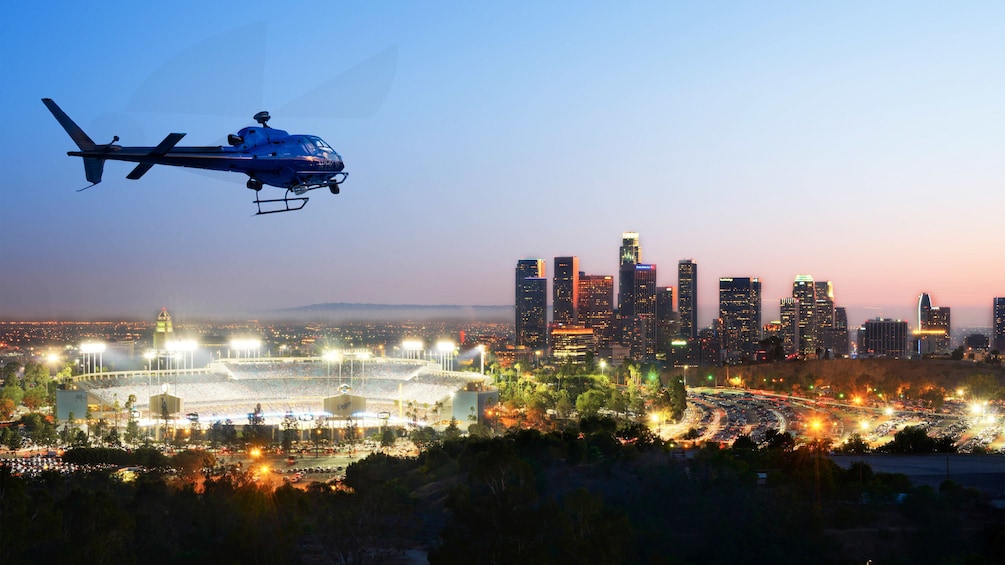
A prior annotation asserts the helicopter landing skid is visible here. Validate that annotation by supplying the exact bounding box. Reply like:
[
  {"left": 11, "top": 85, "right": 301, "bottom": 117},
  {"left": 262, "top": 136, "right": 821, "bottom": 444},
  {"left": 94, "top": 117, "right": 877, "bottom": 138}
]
[{"left": 254, "top": 190, "right": 308, "bottom": 215}]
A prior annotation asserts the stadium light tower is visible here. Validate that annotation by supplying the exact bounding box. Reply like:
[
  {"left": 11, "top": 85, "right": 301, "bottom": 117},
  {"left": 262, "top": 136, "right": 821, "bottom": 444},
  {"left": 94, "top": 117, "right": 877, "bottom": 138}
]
[
  {"left": 401, "top": 339, "right": 424, "bottom": 360},
  {"left": 167, "top": 339, "right": 198, "bottom": 370},
  {"left": 230, "top": 338, "right": 261, "bottom": 359},
  {"left": 323, "top": 350, "right": 343, "bottom": 391},
  {"left": 476, "top": 344, "right": 486, "bottom": 375},
  {"left": 436, "top": 341, "right": 456, "bottom": 372},
  {"left": 80, "top": 342, "right": 106, "bottom": 374}
]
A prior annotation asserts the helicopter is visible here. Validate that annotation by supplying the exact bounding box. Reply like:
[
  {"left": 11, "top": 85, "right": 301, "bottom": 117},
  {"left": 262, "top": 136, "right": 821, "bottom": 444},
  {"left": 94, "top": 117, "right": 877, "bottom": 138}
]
[{"left": 42, "top": 98, "right": 347, "bottom": 215}]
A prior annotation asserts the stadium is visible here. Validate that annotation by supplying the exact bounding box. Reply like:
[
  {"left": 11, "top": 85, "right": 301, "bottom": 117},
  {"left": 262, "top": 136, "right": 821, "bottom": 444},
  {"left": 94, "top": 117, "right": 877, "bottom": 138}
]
[{"left": 65, "top": 356, "right": 495, "bottom": 431}]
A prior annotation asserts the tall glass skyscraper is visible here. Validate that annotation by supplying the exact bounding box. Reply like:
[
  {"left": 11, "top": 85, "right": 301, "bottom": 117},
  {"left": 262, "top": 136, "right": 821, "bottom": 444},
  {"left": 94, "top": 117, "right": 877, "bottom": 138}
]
[
  {"left": 917, "top": 292, "right": 951, "bottom": 354},
  {"left": 553, "top": 256, "right": 579, "bottom": 325},
  {"left": 993, "top": 298, "right": 1005, "bottom": 352},
  {"left": 579, "top": 274, "right": 614, "bottom": 349},
  {"left": 718, "top": 277, "right": 762, "bottom": 355},
  {"left": 618, "top": 232, "right": 640, "bottom": 313},
  {"left": 793, "top": 275, "right": 816, "bottom": 355},
  {"left": 678, "top": 259, "right": 698, "bottom": 339},
  {"left": 515, "top": 259, "right": 546, "bottom": 349},
  {"left": 624, "top": 264, "right": 658, "bottom": 359}
]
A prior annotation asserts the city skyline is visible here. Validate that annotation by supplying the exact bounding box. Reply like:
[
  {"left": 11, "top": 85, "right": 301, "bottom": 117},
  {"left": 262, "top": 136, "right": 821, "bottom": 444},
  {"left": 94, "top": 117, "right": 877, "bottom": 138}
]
[{"left": 2, "top": 2, "right": 1003, "bottom": 327}]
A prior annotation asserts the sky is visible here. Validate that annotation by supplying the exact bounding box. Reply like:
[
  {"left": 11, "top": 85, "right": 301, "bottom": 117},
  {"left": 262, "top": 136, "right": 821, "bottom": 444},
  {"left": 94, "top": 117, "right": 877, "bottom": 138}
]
[{"left": 1, "top": 1, "right": 1003, "bottom": 328}]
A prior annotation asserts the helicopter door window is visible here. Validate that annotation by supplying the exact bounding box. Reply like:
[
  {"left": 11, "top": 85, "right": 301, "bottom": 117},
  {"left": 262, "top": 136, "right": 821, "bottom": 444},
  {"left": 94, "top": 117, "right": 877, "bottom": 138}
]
[{"left": 300, "top": 138, "right": 316, "bottom": 154}]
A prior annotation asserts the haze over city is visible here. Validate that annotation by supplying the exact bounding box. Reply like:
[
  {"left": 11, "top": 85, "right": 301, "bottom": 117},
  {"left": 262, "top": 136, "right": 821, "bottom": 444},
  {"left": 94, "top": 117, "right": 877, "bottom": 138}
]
[{"left": 2, "top": 2, "right": 1002, "bottom": 328}]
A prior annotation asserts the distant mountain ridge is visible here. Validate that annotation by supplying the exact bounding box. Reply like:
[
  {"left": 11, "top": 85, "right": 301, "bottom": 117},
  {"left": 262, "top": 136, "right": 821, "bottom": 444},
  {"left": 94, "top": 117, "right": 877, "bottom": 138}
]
[{"left": 274, "top": 303, "right": 514, "bottom": 322}]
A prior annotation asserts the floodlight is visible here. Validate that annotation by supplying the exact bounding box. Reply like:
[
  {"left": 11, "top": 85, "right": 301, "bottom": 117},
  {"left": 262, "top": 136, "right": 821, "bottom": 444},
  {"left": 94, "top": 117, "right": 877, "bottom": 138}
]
[{"left": 80, "top": 342, "right": 106, "bottom": 354}]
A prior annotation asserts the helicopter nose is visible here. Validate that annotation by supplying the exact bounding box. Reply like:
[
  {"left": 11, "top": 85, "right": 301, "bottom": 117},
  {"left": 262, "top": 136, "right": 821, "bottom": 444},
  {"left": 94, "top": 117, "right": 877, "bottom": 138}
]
[{"left": 333, "top": 154, "right": 345, "bottom": 172}]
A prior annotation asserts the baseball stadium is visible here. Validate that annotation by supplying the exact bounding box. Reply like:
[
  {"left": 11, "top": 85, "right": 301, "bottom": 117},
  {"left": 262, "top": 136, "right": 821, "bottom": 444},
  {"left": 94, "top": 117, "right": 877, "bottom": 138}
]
[{"left": 61, "top": 355, "right": 495, "bottom": 431}]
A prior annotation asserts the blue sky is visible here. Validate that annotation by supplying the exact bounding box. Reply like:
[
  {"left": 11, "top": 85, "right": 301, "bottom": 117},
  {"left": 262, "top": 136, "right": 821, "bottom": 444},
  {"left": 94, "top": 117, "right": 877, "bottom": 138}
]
[{"left": 2, "top": 1, "right": 1003, "bottom": 327}]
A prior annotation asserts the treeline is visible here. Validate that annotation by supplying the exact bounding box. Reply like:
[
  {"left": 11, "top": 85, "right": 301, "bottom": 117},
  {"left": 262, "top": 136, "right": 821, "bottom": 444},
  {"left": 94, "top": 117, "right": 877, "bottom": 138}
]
[{"left": 3, "top": 418, "right": 1003, "bottom": 564}]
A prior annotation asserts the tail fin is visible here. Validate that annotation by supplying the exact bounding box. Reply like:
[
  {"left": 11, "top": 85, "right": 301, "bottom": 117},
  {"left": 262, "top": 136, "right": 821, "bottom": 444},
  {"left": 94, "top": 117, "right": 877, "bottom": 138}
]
[
  {"left": 42, "top": 98, "right": 97, "bottom": 151},
  {"left": 83, "top": 158, "right": 105, "bottom": 185}
]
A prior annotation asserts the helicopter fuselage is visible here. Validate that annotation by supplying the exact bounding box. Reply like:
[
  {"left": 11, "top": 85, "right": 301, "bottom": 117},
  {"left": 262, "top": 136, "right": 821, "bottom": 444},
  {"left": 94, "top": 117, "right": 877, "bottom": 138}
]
[{"left": 67, "top": 127, "right": 344, "bottom": 190}]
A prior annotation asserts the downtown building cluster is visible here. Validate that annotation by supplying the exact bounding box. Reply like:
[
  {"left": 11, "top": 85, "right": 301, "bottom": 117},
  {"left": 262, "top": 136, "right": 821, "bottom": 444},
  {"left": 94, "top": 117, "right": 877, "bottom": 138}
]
[{"left": 515, "top": 233, "right": 1005, "bottom": 367}]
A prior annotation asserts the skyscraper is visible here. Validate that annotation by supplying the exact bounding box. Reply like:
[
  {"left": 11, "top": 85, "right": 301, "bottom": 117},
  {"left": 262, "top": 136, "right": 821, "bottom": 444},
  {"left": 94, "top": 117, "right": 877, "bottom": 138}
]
[
  {"left": 833, "top": 306, "right": 850, "bottom": 357},
  {"left": 813, "top": 280, "right": 839, "bottom": 357},
  {"left": 858, "top": 318, "right": 909, "bottom": 358},
  {"left": 624, "top": 264, "right": 658, "bottom": 359},
  {"left": 553, "top": 256, "right": 579, "bottom": 325},
  {"left": 678, "top": 259, "right": 697, "bottom": 340},
  {"left": 995, "top": 298, "right": 1005, "bottom": 352},
  {"left": 656, "top": 286, "right": 676, "bottom": 354},
  {"left": 916, "top": 293, "right": 951, "bottom": 354},
  {"left": 779, "top": 298, "right": 799, "bottom": 356},
  {"left": 718, "top": 277, "right": 762, "bottom": 356},
  {"left": 792, "top": 275, "right": 816, "bottom": 356},
  {"left": 578, "top": 274, "right": 614, "bottom": 350},
  {"left": 515, "top": 259, "right": 546, "bottom": 349},
  {"left": 617, "top": 232, "right": 640, "bottom": 312}
]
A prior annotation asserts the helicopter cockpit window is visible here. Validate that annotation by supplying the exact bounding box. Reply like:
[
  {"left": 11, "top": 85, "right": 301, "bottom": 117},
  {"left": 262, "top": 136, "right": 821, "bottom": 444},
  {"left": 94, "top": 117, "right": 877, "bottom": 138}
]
[
  {"left": 308, "top": 136, "right": 335, "bottom": 158},
  {"left": 299, "top": 137, "right": 316, "bottom": 154}
]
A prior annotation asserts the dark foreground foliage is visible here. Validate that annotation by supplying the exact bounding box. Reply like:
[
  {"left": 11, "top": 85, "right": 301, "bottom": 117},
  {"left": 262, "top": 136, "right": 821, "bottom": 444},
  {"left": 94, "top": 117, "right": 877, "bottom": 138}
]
[{"left": 2, "top": 421, "right": 1003, "bottom": 565}]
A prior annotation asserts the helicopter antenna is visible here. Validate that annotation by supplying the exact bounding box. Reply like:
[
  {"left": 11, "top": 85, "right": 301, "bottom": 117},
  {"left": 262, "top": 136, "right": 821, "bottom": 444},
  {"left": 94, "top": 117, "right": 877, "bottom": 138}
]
[{"left": 253, "top": 111, "right": 271, "bottom": 128}]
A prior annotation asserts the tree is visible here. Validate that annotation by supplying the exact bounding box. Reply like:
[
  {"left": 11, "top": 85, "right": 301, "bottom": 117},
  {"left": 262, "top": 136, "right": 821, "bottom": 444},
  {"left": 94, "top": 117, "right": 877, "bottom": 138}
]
[
  {"left": 576, "top": 389, "right": 607, "bottom": 417},
  {"left": 379, "top": 426, "right": 396, "bottom": 450},
  {"left": 964, "top": 373, "right": 1000, "bottom": 402},
  {"left": 125, "top": 419, "right": 140, "bottom": 445},
  {"left": 0, "top": 385, "right": 24, "bottom": 409},
  {"left": 836, "top": 432, "right": 870, "bottom": 454},
  {"left": 92, "top": 419, "right": 108, "bottom": 446},
  {"left": 443, "top": 418, "right": 462, "bottom": 441},
  {"left": 410, "top": 426, "right": 439, "bottom": 451},
  {"left": 0, "top": 398, "right": 16, "bottom": 421},
  {"left": 22, "top": 386, "right": 47, "bottom": 411}
]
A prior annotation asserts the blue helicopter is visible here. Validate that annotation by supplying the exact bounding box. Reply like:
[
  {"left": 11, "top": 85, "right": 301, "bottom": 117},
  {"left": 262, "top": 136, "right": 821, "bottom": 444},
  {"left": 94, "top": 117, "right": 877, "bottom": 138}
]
[{"left": 42, "top": 98, "right": 347, "bottom": 215}]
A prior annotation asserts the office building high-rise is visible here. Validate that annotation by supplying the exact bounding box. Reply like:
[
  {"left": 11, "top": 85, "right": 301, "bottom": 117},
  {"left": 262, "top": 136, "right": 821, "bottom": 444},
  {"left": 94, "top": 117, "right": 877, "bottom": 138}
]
[
  {"left": 678, "top": 259, "right": 698, "bottom": 339},
  {"left": 858, "top": 318, "right": 909, "bottom": 358},
  {"left": 833, "top": 306, "right": 850, "bottom": 357},
  {"left": 656, "top": 286, "right": 677, "bottom": 354},
  {"left": 916, "top": 292, "right": 951, "bottom": 354},
  {"left": 622, "top": 264, "right": 658, "bottom": 359},
  {"left": 617, "top": 232, "right": 640, "bottom": 311},
  {"left": 779, "top": 298, "right": 799, "bottom": 356},
  {"left": 515, "top": 259, "right": 546, "bottom": 349},
  {"left": 553, "top": 256, "right": 579, "bottom": 325},
  {"left": 792, "top": 275, "right": 817, "bottom": 356},
  {"left": 579, "top": 273, "right": 614, "bottom": 349},
  {"left": 995, "top": 298, "right": 1005, "bottom": 352},
  {"left": 718, "top": 277, "right": 762, "bottom": 356},
  {"left": 814, "top": 280, "right": 846, "bottom": 357}
]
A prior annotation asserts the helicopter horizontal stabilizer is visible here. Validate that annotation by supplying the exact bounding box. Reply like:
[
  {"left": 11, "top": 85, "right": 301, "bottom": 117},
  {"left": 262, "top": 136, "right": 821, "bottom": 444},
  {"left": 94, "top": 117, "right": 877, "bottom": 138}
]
[{"left": 126, "top": 132, "right": 186, "bottom": 180}]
